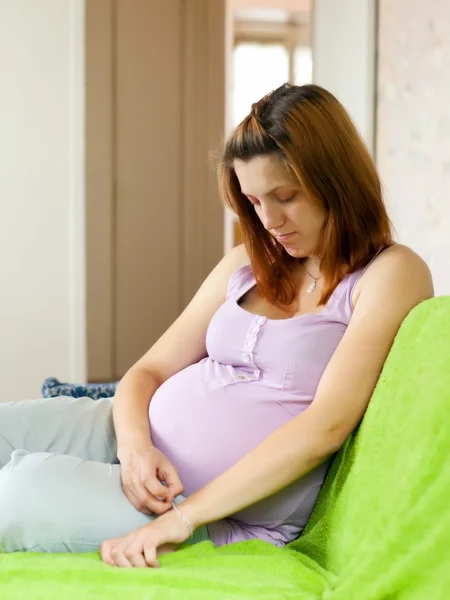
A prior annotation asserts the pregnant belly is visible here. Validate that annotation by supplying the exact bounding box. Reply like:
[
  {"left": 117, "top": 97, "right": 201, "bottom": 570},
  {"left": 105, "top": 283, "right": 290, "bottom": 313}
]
[{"left": 149, "top": 361, "right": 293, "bottom": 496}]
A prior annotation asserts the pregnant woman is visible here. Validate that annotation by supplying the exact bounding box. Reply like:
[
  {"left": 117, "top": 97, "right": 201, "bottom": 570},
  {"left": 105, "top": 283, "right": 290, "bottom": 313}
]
[{"left": 0, "top": 84, "right": 433, "bottom": 568}]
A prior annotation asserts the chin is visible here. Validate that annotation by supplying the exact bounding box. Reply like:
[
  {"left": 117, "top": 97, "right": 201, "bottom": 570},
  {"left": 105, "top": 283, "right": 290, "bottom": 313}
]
[{"left": 282, "top": 245, "right": 308, "bottom": 259}]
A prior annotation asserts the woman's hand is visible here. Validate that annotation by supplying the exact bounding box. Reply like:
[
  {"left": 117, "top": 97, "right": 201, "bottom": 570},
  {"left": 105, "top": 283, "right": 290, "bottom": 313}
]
[
  {"left": 100, "top": 508, "right": 192, "bottom": 568},
  {"left": 117, "top": 443, "right": 184, "bottom": 515}
]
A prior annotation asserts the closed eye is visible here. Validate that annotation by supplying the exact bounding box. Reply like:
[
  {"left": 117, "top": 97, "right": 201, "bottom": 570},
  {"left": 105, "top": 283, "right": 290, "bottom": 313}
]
[
  {"left": 246, "top": 193, "right": 295, "bottom": 207},
  {"left": 278, "top": 195, "right": 296, "bottom": 204}
]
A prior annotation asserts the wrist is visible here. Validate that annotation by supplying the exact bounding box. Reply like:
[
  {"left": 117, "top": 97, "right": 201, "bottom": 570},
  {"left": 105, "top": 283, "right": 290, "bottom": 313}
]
[
  {"left": 117, "top": 436, "right": 154, "bottom": 456},
  {"left": 175, "top": 494, "right": 205, "bottom": 531},
  {"left": 171, "top": 501, "right": 194, "bottom": 538}
]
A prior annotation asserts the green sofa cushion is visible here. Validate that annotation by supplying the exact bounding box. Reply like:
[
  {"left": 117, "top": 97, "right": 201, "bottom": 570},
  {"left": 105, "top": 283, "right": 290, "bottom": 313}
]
[
  {"left": 1, "top": 297, "right": 449, "bottom": 600},
  {"left": 292, "top": 296, "right": 450, "bottom": 598}
]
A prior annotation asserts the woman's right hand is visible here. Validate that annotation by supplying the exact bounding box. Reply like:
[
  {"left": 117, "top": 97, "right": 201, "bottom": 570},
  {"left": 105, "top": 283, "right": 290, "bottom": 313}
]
[{"left": 117, "top": 443, "right": 184, "bottom": 515}]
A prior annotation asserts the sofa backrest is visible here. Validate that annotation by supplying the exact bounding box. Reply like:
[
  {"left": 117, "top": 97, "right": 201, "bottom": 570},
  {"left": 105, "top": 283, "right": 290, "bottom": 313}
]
[{"left": 291, "top": 297, "right": 450, "bottom": 598}]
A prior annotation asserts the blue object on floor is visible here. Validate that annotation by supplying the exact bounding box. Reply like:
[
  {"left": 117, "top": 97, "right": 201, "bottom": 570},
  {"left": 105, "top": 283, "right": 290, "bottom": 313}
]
[{"left": 41, "top": 377, "right": 119, "bottom": 400}]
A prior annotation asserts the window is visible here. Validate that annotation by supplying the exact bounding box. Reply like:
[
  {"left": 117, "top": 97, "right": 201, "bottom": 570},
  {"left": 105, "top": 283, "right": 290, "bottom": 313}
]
[
  {"left": 233, "top": 42, "right": 289, "bottom": 127},
  {"left": 294, "top": 45, "right": 313, "bottom": 86},
  {"left": 232, "top": 19, "right": 313, "bottom": 128}
]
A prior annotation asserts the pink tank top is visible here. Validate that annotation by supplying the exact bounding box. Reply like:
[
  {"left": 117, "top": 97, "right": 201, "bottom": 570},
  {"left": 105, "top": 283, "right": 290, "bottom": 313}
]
[{"left": 149, "top": 250, "right": 384, "bottom": 547}]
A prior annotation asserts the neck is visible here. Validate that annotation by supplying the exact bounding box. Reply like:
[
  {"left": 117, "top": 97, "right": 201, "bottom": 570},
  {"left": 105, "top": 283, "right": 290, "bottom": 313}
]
[{"left": 301, "top": 256, "right": 322, "bottom": 278}]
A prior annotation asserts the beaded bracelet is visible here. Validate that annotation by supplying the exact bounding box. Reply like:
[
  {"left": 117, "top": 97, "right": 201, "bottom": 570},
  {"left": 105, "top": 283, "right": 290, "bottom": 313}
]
[{"left": 171, "top": 501, "right": 194, "bottom": 538}]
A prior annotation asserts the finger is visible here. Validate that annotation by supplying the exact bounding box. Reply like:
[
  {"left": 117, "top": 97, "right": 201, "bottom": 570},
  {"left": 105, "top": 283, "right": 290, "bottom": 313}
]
[
  {"left": 157, "top": 542, "right": 179, "bottom": 556},
  {"left": 132, "top": 484, "right": 171, "bottom": 515},
  {"left": 100, "top": 541, "right": 116, "bottom": 567},
  {"left": 122, "top": 485, "right": 153, "bottom": 515},
  {"left": 143, "top": 475, "right": 171, "bottom": 500},
  {"left": 110, "top": 546, "right": 134, "bottom": 568},
  {"left": 143, "top": 544, "right": 160, "bottom": 569},
  {"left": 142, "top": 497, "right": 172, "bottom": 515},
  {"left": 121, "top": 470, "right": 158, "bottom": 510},
  {"left": 127, "top": 474, "right": 166, "bottom": 513},
  {"left": 133, "top": 482, "right": 171, "bottom": 514},
  {"left": 125, "top": 546, "right": 149, "bottom": 568},
  {"left": 160, "top": 467, "right": 184, "bottom": 499}
]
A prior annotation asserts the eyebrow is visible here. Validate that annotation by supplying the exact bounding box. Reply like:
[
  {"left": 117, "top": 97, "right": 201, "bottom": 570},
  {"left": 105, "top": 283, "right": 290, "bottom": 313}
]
[{"left": 242, "top": 185, "right": 294, "bottom": 197}]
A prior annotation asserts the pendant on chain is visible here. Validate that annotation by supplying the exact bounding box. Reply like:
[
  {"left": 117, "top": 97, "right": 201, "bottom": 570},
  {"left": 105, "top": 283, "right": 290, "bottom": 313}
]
[{"left": 306, "top": 280, "right": 317, "bottom": 294}]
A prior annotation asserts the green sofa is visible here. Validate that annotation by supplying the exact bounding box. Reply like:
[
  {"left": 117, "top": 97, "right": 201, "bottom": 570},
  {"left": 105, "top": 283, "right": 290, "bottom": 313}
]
[{"left": 1, "top": 297, "right": 449, "bottom": 600}]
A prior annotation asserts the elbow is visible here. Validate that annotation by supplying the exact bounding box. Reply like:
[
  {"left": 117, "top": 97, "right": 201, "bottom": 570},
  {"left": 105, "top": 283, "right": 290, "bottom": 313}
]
[
  {"left": 317, "top": 424, "right": 352, "bottom": 456},
  {"left": 125, "top": 365, "right": 164, "bottom": 386},
  {"left": 302, "top": 409, "right": 358, "bottom": 458},
  {"left": 305, "top": 423, "right": 350, "bottom": 461}
]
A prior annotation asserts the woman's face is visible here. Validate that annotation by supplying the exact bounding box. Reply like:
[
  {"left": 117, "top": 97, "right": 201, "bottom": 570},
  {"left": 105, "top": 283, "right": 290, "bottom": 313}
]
[{"left": 234, "top": 155, "right": 327, "bottom": 259}]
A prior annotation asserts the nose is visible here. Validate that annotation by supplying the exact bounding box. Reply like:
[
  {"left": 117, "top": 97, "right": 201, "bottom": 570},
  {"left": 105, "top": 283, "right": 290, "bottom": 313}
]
[{"left": 259, "top": 201, "right": 285, "bottom": 231}]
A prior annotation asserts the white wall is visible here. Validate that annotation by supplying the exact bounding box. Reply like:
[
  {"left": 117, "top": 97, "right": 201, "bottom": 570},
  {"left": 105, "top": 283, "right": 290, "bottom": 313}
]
[
  {"left": 313, "top": 0, "right": 376, "bottom": 152},
  {"left": 377, "top": 0, "right": 450, "bottom": 295},
  {"left": 0, "top": 0, "right": 86, "bottom": 400}
]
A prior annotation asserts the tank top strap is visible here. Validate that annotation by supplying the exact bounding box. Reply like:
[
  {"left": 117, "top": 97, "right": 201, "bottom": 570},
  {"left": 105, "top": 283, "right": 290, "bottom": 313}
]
[
  {"left": 347, "top": 245, "right": 390, "bottom": 302},
  {"left": 327, "top": 245, "right": 391, "bottom": 325},
  {"left": 226, "top": 263, "right": 256, "bottom": 301}
]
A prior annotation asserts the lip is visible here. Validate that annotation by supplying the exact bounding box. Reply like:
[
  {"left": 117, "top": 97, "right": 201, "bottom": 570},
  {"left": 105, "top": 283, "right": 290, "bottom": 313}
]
[{"left": 275, "top": 232, "right": 295, "bottom": 241}]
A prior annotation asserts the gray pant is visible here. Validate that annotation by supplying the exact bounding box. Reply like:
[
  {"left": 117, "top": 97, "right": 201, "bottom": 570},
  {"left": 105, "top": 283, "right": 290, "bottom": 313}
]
[{"left": 0, "top": 396, "right": 209, "bottom": 553}]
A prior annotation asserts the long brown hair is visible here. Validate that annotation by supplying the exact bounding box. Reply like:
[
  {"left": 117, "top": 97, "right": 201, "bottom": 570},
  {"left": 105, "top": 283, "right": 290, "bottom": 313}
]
[{"left": 219, "top": 83, "right": 393, "bottom": 307}]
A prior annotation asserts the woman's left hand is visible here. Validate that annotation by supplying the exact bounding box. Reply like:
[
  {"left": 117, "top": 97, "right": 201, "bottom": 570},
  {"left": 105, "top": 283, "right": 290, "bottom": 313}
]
[{"left": 100, "top": 508, "right": 192, "bottom": 568}]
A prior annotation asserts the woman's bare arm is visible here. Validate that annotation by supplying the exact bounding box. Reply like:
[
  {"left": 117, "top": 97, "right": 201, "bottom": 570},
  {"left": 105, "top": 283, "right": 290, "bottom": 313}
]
[{"left": 178, "top": 245, "right": 433, "bottom": 528}]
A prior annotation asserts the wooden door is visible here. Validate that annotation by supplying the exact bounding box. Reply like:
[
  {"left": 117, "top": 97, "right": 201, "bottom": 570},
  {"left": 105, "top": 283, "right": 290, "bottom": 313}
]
[{"left": 85, "top": 0, "right": 226, "bottom": 381}]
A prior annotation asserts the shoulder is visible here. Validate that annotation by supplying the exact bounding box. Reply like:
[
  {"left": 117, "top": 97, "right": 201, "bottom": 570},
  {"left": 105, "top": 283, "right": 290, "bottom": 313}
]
[
  {"left": 202, "top": 244, "right": 250, "bottom": 298},
  {"left": 219, "top": 244, "right": 250, "bottom": 282},
  {"left": 353, "top": 243, "right": 434, "bottom": 312},
  {"left": 219, "top": 244, "right": 252, "bottom": 298},
  {"left": 222, "top": 243, "right": 250, "bottom": 272}
]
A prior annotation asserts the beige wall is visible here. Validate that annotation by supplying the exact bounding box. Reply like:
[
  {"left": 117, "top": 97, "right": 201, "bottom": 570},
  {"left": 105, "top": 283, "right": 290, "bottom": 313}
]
[
  {"left": 0, "top": 0, "right": 226, "bottom": 397},
  {"left": 0, "top": 0, "right": 85, "bottom": 400},
  {"left": 230, "top": 0, "right": 311, "bottom": 11},
  {"left": 377, "top": 0, "right": 450, "bottom": 295}
]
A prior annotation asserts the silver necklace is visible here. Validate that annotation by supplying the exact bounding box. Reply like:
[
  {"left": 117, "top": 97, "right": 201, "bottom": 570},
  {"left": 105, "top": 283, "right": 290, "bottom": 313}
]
[{"left": 301, "top": 261, "right": 324, "bottom": 294}]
